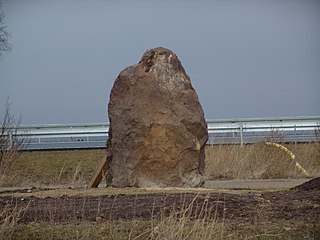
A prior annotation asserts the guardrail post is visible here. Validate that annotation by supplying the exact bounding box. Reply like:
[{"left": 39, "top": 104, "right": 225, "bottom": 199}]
[
  {"left": 9, "top": 132, "right": 13, "bottom": 149},
  {"left": 240, "top": 123, "right": 243, "bottom": 147},
  {"left": 294, "top": 125, "right": 297, "bottom": 154}
]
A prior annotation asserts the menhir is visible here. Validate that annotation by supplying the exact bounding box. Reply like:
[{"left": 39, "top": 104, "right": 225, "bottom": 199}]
[{"left": 106, "top": 47, "right": 208, "bottom": 188}]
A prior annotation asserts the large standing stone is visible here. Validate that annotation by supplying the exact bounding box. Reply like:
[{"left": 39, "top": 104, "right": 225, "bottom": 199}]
[{"left": 106, "top": 47, "right": 208, "bottom": 187}]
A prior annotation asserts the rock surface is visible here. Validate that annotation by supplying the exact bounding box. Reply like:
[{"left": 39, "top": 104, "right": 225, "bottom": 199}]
[{"left": 106, "top": 47, "right": 208, "bottom": 187}]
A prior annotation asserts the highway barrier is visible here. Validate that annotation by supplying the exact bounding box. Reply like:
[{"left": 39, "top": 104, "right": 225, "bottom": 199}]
[{"left": 5, "top": 116, "right": 320, "bottom": 150}]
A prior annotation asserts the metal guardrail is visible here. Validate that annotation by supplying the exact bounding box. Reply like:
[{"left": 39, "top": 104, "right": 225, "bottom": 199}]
[
  {"left": 206, "top": 116, "right": 320, "bottom": 146},
  {"left": 6, "top": 116, "right": 320, "bottom": 150}
]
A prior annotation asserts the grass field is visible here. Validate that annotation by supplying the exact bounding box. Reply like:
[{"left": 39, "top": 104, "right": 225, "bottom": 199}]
[
  {"left": 0, "top": 149, "right": 105, "bottom": 187},
  {"left": 1, "top": 142, "right": 319, "bottom": 187}
]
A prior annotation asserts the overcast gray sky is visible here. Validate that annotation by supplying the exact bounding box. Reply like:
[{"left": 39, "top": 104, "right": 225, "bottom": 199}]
[{"left": 1, "top": 0, "right": 319, "bottom": 124}]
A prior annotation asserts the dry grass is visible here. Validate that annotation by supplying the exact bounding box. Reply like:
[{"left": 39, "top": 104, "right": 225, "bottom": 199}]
[
  {"left": 131, "top": 194, "right": 222, "bottom": 240},
  {"left": 0, "top": 142, "right": 319, "bottom": 187},
  {"left": 205, "top": 143, "right": 320, "bottom": 180},
  {"left": 0, "top": 149, "right": 105, "bottom": 187},
  {"left": 0, "top": 202, "right": 28, "bottom": 240},
  {"left": 6, "top": 221, "right": 319, "bottom": 240},
  {"left": 1, "top": 194, "right": 223, "bottom": 240},
  {"left": 2, "top": 194, "right": 319, "bottom": 240}
]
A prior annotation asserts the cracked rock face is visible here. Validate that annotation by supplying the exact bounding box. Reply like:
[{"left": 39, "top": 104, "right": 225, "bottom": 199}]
[{"left": 106, "top": 47, "right": 208, "bottom": 188}]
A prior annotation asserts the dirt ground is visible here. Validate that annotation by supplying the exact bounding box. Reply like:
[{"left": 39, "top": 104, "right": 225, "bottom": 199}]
[{"left": 0, "top": 178, "right": 319, "bottom": 233}]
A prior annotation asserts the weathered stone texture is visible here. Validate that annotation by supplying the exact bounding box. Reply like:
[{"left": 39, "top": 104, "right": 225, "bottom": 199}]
[{"left": 106, "top": 47, "right": 208, "bottom": 187}]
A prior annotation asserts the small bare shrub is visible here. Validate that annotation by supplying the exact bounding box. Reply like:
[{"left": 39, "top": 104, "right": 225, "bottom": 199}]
[
  {"left": 0, "top": 99, "right": 24, "bottom": 185},
  {"left": 265, "top": 129, "right": 286, "bottom": 143},
  {"left": 0, "top": 3, "right": 11, "bottom": 56},
  {"left": 0, "top": 203, "right": 28, "bottom": 240}
]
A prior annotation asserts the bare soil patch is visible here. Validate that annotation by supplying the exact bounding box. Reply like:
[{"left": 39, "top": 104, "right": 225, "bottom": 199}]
[
  {"left": 293, "top": 177, "right": 320, "bottom": 191},
  {"left": 0, "top": 184, "right": 319, "bottom": 229}
]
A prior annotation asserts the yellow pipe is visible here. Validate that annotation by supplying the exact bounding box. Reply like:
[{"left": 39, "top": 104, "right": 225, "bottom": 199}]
[{"left": 265, "top": 142, "right": 309, "bottom": 177}]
